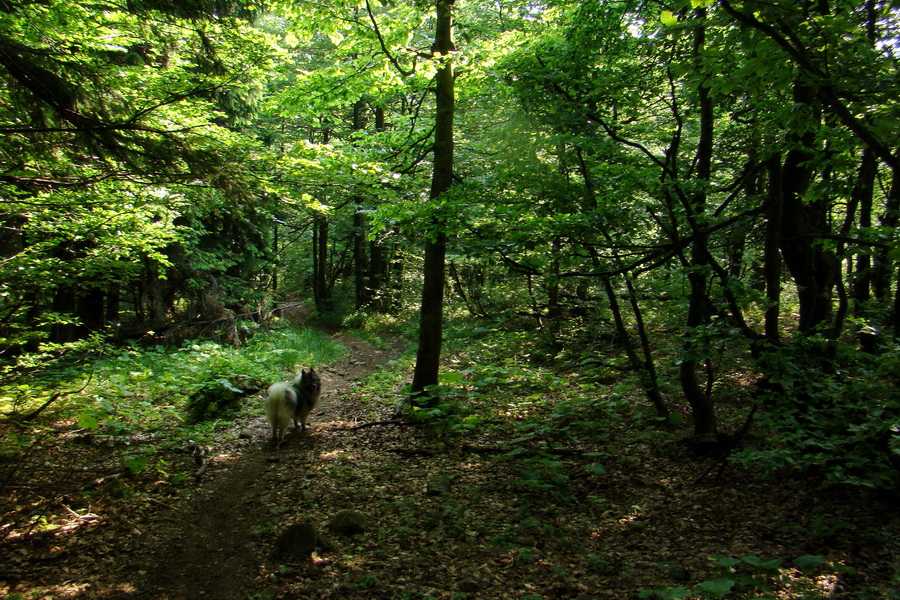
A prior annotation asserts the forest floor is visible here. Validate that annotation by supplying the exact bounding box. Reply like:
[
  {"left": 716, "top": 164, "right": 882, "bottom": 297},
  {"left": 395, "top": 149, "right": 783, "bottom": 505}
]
[{"left": 2, "top": 331, "right": 899, "bottom": 600}]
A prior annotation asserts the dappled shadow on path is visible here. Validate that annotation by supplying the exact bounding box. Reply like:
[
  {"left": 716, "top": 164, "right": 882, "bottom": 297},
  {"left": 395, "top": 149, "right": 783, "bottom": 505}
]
[{"left": 102, "top": 336, "right": 395, "bottom": 600}]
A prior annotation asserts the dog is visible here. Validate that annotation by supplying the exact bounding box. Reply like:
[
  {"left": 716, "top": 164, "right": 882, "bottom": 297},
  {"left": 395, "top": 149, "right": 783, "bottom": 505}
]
[{"left": 265, "top": 368, "right": 322, "bottom": 442}]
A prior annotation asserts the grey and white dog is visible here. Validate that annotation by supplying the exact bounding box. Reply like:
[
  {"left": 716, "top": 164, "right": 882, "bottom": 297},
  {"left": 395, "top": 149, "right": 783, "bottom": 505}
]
[{"left": 265, "top": 368, "right": 322, "bottom": 442}]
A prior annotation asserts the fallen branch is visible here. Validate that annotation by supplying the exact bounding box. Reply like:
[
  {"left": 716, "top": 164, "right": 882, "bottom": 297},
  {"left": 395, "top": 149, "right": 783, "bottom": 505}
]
[
  {"left": 84, "top": 471, "right": 124, "bottom": 491},
  {"left": 386, "top": 447, "right": 435, "bottom": 457},
  {"left": 461, "top": 444, "right": 591, "bottom": 457},
  {"left": 19, "top": 370, "right": 94, "bottom": 422},
  {"left": 334, "top": 420, "right": 418, "bottom": 431}
]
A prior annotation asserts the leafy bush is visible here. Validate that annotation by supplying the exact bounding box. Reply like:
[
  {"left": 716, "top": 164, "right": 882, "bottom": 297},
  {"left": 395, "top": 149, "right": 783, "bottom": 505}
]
[
  {"left": 640, "top": 554, "right": 850, "bottom": 600},
  {"left": 1, "top": 326, "right": 346, "bottom": 445},
  {"left": 733, "top": 338, "right": 900, "bottom": 490}
]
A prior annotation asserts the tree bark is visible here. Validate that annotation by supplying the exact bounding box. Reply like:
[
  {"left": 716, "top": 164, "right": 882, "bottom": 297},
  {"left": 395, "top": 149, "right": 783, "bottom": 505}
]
[
  {"left": 411, "top": 0, "right": 455, "bottom": 396},
  {"left": 850, "top": 148, "right": 877, "bottom": 350},
  {"left": 601, "top": 275, "right": 669, "bottom": 420},
  {"left": 679, "top": 8, "right": 718, "bottom": 437},
  {"left": 352, "top": 100, "right": 369, "bottom": 308},
  {"left": 778, "top": 80, "right": 839, "bottom": 335},
  {"left": 764, "top": 155, "right": 784, "bottom": 343},
  {"left": 313, "top": 217, "right": 330, "bottom": 311}
]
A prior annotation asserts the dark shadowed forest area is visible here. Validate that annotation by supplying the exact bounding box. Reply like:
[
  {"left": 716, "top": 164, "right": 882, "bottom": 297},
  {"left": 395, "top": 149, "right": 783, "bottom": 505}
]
[{"left": 1, "top": 0, "right": 899, "bottom": 598}]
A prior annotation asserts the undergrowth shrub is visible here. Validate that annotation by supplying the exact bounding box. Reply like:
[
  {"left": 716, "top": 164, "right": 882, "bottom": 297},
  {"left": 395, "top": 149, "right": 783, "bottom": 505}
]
[
  {"left": 733, "top": 338, "right": 900, "bottom": 490},
  {"left": 639, "top": 553, "right": 852, "bottom": 600},
  {"left": 0, "top": 326, "right": 346, "bottom": 448}
]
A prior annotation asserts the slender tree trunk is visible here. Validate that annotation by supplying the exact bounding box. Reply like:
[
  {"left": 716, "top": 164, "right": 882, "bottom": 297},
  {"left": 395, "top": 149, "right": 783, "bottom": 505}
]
[
  {"left": 353, "top": 203, "right": 367, "bottom": 307},
  {"left": 850, "top": 149, "right": 877, "bottom": 350},
  {"left": 272, "top": 222, "right": 279, "bottom": 295},
  {"left": 576, "top": 129, "right": 667, "bottom": 421},
  {"left": 885, "top": 167, "right": 900, "bottom": 339},
  {"left": 764, "top": 155, "right": 784, "bottom": 343},
  {"left": 680, "top": 8, "right": 718, "bottom": 437},
  {"left": 601, "top": 275, "right": 669, "bottom": 420},
  {"left": 367, "top": 105, "right": 389, "bottom": 309},
  {"left": 352, "top": 100, "right": 369, "bottom": 308},
  {"left": 411, "top": 0, "right": 455, "bottom": 396},
  {"left": 313, "top": 217, "right": 330, "bottom": 311},
  {"left": 545, "top": 237, "right": 562, "bottom": 343}
]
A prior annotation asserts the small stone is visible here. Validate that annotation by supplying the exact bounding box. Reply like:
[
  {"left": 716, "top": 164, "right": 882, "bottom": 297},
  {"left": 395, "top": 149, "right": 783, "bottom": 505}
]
[{"left": 329, "top": 510, "right": 368, "bottom": 536}]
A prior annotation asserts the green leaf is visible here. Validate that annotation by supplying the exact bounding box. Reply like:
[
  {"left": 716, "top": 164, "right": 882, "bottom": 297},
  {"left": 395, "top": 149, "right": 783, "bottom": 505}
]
[
  {"left": 585, "top": 463, "right": 607, "bottom": 475},
  {"left": 743, "top": 556, "right": 783, "bottom": 572},
  {"left": 793, "top": 554, "right": 827, "bottom": 573},
  {"left": 216, "top": 379, "right": 243, "bottom": 393},
  {"left": 77, "top": 412, "right": 100, "bottom": 430},
  {"left": 660, "top": 11, "right": 678, "bottom": 26},
  {"left": 440, "top": 371, "right": 466, "bottom": 384},
  {"left": 709, "top": 554, "right": 741, "bottom": 568},
  {"left": 122, "top": 454, "right": 149, "bottom": 475},
  {"left": 644, "top": 587, "right": 692, "bottom": 600},
  {"left": 698, "top": 577, "right": 735, "bottom": 598}
]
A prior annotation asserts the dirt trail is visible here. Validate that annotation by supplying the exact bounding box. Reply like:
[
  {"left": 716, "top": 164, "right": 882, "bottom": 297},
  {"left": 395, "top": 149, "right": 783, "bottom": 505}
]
[{"left": 122, "top": 336, "right": 396, "bottom": 600}]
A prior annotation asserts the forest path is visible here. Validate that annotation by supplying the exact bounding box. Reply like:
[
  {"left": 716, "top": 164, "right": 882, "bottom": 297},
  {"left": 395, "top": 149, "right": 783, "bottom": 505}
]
[{"left": 123, "top": 334, "right": 398, "bottom": 600}]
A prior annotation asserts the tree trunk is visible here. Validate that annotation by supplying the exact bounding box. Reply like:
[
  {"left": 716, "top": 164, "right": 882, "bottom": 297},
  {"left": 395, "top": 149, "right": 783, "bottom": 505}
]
[
  {"left": 354, "top": 202, "right": 368, "bottom": 308},
  {"left": 545, "top": 237, "right": 562, "bottom": 343},
  {"left": 352, "top": 100, "right": 369, "bottom": 309},
  {"left": 313, "top": 217, "right": 330, "bottom": 311},
  {"left": 411, "top": 0, "right": 455, "bottom": 397},
  {"left": 778, "top": 81, "right": 839, "bottom": 335},
  {"left": 272, "top": 221, "right": 279, "bottom": 295},
  {"left": 764, "top": 155, "right": 784, "bottom": 343},
  {"left": 885, "top": 167, "right": 900, "bottom": 339},
  {"left": 850, "top": 148, "right": 877, "bottom": 350},
  {"left": 367, "top": 105, "right": 389, "bottom": 310},
  {"left": 679, "top": 8, "right": 718, "bottom": 437},
  {"left": 601, "top": 275, "right": 669, "bottom": 420}
]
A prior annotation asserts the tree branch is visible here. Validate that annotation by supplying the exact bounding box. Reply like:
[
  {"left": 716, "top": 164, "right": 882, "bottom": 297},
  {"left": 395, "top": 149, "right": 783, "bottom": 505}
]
[{"left": 365, "top": 0, "right": 415, "bottom": 78}]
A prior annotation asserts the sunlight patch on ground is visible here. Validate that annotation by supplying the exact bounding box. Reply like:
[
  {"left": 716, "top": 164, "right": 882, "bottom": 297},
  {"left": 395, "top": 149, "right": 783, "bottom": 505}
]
[
  {"left": 318, "top": 449, "right": 354, "bottom": 461},
  {"left": 211, "top": 449, "right": 241, "bottom": 463},
  {"left": 3, "top": 504, "right": 100, "bottom": 543},
  {"left": 813, "top": 572, "right": 839, "bottom": 595}
]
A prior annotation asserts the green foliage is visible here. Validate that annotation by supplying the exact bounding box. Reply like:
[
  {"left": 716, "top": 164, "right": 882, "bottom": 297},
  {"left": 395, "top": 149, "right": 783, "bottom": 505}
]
[
  {"left": 640, "top": 554, "right": 845, "bottom": 600},
  {"left": 356, "top": 574, "right": 383, "bottom": 590},
  {"left": 0, "top": 326, "right": 345, "bottom": 451},
  {"left": 732, "top": 339, "right": 900, "bottom": 489},
  {"left": 0, "top": 0, "right": 280, "bottom": 352},
  {"left": 515, "top": 453, "right": 573, "bottom": 500},
  {"left": 122, "top": 453, "right": 150, "bottom": 475}
]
